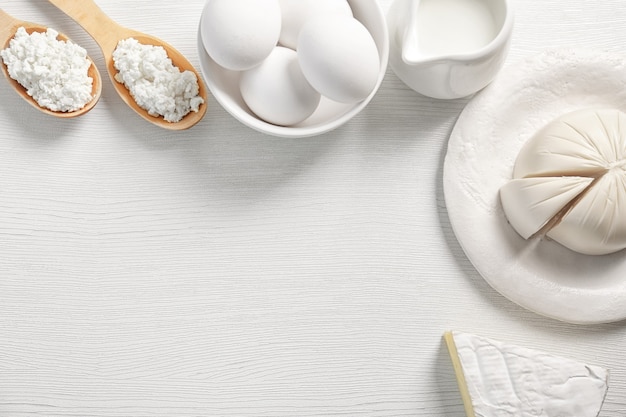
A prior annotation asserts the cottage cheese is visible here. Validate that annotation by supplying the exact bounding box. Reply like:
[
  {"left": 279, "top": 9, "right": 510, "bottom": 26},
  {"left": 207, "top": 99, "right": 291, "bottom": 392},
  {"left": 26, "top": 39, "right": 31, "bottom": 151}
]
[
  {"left": 112, "top": 38, "right": 204, "bottom": 123},
  {"left": 0, "top": 27, "right": 94, "bottom": 112}
]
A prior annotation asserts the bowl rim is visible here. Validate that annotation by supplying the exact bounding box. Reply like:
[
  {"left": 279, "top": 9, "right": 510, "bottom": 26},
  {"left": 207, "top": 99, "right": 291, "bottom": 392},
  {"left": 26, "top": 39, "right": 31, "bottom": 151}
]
[{"left": 197, "top": 0, "right": 390, "bottom": 138}]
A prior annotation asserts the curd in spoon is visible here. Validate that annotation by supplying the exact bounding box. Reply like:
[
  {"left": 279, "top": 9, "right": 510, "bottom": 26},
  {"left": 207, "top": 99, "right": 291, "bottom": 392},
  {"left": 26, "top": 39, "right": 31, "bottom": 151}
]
[
  {"left": 47, "top": 0, "right": 207, "bottom": 130},
  {"left": 0, "top": 9, "right": 102, "bottom": 118}
]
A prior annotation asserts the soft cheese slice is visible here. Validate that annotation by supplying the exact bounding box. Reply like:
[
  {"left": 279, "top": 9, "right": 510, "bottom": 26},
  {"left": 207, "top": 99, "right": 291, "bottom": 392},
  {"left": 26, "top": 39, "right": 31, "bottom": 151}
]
[
  {"left": 499, "top": 176, "right": 593, "bottom": 239},
  {"left": 548, "top": 170, "right": 626, "bottom": 254},
  {"left": 500, "top": 108, "right": 626, "bottom": 254},
  {"left": 514, "top": 109, "right": 626, "bottom": 178},
  {"left": 444, "top": 331, "right": 609, "bottom": 417}
]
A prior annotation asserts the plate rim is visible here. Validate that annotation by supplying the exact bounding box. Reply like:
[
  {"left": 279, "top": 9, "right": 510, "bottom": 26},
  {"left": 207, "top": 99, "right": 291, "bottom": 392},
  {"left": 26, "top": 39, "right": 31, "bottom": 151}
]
[{"left": 443, "top": 48, "right": 626, "bottom": 325}]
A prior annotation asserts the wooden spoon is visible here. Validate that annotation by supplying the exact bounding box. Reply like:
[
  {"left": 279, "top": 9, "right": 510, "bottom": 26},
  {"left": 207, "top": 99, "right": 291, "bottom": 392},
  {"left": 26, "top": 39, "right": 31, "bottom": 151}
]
[
  {"left": 0, "top": 9, "right": 102, "bottom": 118},
  {"left": 47, "top": 0, "right": 207, "bottom": 131}
]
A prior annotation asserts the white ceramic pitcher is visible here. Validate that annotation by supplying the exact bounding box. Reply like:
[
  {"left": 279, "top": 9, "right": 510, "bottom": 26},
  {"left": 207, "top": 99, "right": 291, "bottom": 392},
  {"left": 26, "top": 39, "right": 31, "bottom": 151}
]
[{"left": 387, "top": 0, "right": 514, "bottom": 99}]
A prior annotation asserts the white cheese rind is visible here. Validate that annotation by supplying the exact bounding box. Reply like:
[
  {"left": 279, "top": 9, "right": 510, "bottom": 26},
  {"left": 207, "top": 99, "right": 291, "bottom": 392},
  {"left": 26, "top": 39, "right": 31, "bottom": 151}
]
[
  {"left": 514, "top": 109, "right": 625, "bottom": 179},
  {"left": 500, "top": 108, "right": 626, "bottom": 255},
  {"left": 448, "top": 331, "right": 609, "bottom": 417}
]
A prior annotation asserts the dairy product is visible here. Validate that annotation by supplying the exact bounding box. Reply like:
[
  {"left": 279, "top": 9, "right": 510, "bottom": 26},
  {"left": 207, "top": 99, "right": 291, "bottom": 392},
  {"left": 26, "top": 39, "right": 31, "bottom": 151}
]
[
  {"left": 417, "top": 0, "right": 497, "bottom": 57},
  {"left": 112, "top": 38, "right": 204, "bottom": 123},
  {"left": 444, "top": 331, "right": 609, "bottom": 417},
  {"left": 1, "top": 27, "right": 93, "bottom": 112},
  {"left": 500, "top": 108, "right": 626, "bottom": 255},
  {"left": 500, "top": 176, "right": 593, "bottom": 239}
]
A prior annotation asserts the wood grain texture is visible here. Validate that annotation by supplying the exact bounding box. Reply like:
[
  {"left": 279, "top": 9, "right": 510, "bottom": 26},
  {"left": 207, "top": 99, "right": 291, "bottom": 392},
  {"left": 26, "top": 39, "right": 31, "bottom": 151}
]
[{"left": 0, "top": 0, "right": 625, "bottom": 416}]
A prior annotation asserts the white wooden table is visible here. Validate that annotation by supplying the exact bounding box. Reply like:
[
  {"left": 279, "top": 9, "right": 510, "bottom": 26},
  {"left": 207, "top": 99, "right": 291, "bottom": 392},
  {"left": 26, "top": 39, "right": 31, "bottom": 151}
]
[{"left": 1, "top": 0, "right": 625, "bottom": 415}]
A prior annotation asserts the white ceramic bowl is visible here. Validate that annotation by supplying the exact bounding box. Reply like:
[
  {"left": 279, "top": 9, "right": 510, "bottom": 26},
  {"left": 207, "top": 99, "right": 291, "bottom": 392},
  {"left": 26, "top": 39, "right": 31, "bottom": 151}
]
[{"left": 197, "top": 0, "right": 389, "bottom": 138}]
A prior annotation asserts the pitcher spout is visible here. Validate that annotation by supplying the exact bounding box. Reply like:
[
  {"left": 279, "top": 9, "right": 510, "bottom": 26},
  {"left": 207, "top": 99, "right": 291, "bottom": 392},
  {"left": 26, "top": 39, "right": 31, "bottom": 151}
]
[
  {"left": 400, "top": 0, "right": 445, "bottom": 66},
  {"left": 400, "top": 0, "right": 427, "bottom": 65}
]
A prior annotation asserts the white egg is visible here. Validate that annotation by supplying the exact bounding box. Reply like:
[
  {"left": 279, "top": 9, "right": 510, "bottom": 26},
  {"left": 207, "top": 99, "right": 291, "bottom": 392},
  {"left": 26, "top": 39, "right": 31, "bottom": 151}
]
[
  {"left": 200, "top": 0, "right": 281, "bottom": 71},
  {"left": 278, "top": 0, "right": 352, "bottom": 50},
  {"left": 297, "top": 15, "right": 380, "bottom": 104},
  {"left": 240, "top": 47, "right": 321, "bottom": 126}
]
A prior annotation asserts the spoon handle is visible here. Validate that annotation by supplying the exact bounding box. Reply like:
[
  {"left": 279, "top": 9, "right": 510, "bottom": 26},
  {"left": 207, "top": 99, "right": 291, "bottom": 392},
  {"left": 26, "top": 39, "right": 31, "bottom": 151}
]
[
  {"left": 0, "top": 9, "right": 21, "bottom": 42},
  {"left": 46, "top": 0, "right": 124, "bottom": 54}
]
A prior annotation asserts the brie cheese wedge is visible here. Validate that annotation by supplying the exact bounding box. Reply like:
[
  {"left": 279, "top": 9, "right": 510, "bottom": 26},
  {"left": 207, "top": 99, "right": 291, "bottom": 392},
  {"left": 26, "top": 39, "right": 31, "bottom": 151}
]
[
  {"left": 500, "top": 108, "right": 626, "bottom": 254},
  {"left": 444, "top": 331, "right": 609, "bottom": 417}
]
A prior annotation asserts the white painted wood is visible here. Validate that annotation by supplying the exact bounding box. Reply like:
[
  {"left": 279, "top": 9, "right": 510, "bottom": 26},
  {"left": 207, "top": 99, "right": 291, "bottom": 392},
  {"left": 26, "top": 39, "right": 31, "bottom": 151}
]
[{"left": 0, "top": 0, "right": 625, "bottom": 415}]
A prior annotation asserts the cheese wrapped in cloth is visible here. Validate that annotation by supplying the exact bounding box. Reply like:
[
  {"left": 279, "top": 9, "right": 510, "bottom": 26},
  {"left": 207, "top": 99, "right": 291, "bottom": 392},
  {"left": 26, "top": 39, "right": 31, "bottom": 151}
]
[{"left": 500, "top": 108, "right": 626, "bottom": 255}]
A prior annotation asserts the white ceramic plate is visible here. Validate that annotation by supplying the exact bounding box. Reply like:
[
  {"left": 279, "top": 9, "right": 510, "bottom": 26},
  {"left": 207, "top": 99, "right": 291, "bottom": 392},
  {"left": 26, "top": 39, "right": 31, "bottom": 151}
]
[{"left": 443, "top": 49, "right": 626, "bottom": 324}]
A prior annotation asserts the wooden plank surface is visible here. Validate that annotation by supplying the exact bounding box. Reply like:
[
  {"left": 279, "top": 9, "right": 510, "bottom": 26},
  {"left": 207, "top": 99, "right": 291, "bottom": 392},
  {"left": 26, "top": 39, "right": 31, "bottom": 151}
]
[{"left": 0, "top": 0, "right": 625, "bottom": 415}]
